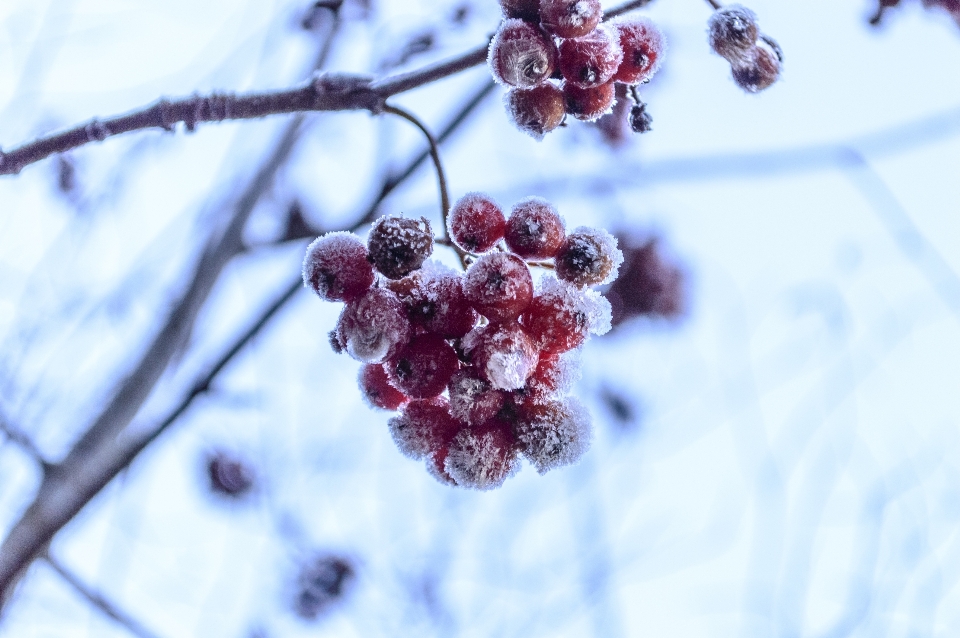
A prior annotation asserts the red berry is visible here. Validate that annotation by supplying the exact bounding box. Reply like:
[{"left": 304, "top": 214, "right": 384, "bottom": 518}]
[
  {"left": 462, "top": 321, "right": 539, "bottom": 390},
  {"left": 555, "top": 226, "right": 623, "bottom": 287},
  {"left": 386, "top": 334, "right": 460, "bottom": 399},
  {"left": 448, "top": 193, "right": 507, "bottom": 254},
  {"left": 488, "top": 19, "right": 558, "bottom": 89},
  {"left": 504, "top": 84, "right": 567, "bottom": 140},
  {"left": 463, "top": 252, "right": 534, "bottom": 322},
  {"left": 358, "top": 364, "right": 408, "bottom": 410},
  {"left": 445, "top": 418, "right": 521, "bottom": 490},
  {"left": 731, "top": 38, "right": 781, "bottom": 93},
  {"left": 708, "top": 5, "right": 759, "bottom": 63},
  {"left": 448, "top": 368, "right": 508, "bottom": 426},
  {"left": 558, "top": 25, "right": 623, "bottom": 89},
  {"left": 389, "top": 266, "right": 478, "bottom": 338},
  {"left": 504, "top": 197, "right": 565, "bottom": 259},
  {"left": 519, "top": 352, "right": 581, "bottom": 405},
  {"left": 513, "top": 397, "right": 591, "bottom": 474},
  {"left": 612, "top": 18, "right": 666, "bottom": 85},
  {"left": 426, "top": 446, "right": 458, "bottom": 485},
  {"left": 605, "top": 235, "right": 685, "bottom": 326},
  {"left": 521, "top": 276, "right": 611, "bottom": 353},
  {"left": 539, "top": 0, "right": 602, "bottom": 39},
  {"left": 302, "top": 232, "right": 374, "bottom": 302},
  {"left": 388, "top": 397, "right": 461, "bottom": 460},
  {"left": 367, "top": 215, "right": 433, "bottom": 280},
  {"left": 562, "top": 81, "right": 616, "bottom": 121},
  {"left": 500, "top": 0, "right": 541, "bottom": 21},
  {"left": 335, "top": 287, "right": 411, "bottom": 363}
]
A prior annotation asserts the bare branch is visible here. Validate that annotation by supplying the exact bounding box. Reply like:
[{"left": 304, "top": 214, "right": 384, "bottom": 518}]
[{"left": 0, "top": 411, "right": 50, "bottom": 469}]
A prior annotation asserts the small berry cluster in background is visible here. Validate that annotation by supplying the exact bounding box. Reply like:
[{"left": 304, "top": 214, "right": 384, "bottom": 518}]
[
  {"left": 302, "top": 193, "right": 623, "bottom": 490},
  {"left": 604, "top": 234, "right": 686, "bottom": 328},
  {"left": 870, "top": 0, "right": 960, "bottom": 26},
  {"left": 488, "top": 0, "right": 665, "bottom": 138},
  {"left": 707, "top": 4, "right": 782, "bottom": 93}
]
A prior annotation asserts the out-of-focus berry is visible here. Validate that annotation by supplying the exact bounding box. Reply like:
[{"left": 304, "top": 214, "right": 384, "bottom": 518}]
[
  {"left": 207, "top": 451, "right": 254, "bottom": 498},
  {"left": 500, "top": 0, "right": 541, "bottom": 21},
  {"left": 731, "top": 36, "right": 781, "bottom": 93},
  {"left": 604, "top": 235, "right": 686, "bottom": 326},
  {"left": 708, "top": 4, "right": 759, "bottom": 63},
  {"left": 293, "top": 556, "right": 355, "bottom": 620}
]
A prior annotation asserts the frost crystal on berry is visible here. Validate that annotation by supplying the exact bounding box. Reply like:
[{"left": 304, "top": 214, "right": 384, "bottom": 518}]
[
  {"left": 522, "top": 276, "right": 611, "bottom": 353},
  {"left": 367, "top": 215, "right": 433, "bottom": 280},
  {"left": 386, "top": 334, "right": 460, "bottom": 399},
  {"left": 555, "top": 226, "right": 624, "bottom": 287},
  {"left": 445, "top": 420, "right": 521, "bottom": 490},
  {"left": 463, "top": 252, "right": 534, "bottom": 322},
  {"left": 488, "top": 19, "right": 559, "bottom": 89},
  {"left": 302, "top": 232, "right": 375, "bottom": 302},
  {"left": 612, "top": 18, "right": 666, "bottom": 85},
  {"left": 558, "top": 25, "right": 624, "bottom": 89},
  {"left": 462, "top": 321, "right": 540, "bottom": 390},
  {"left": 448, "top": 368, "right": 507, "bottom": 426},
  {"left": 504, "top": 84, "right": 567, "bottom": 140},
  {"left": 388, "top": 397, "right": 459, "bottom": 460},
  {"left": 448, "top": 192, "right": 507, "bottom": 253},
  {"left": 514, "top": 397, "right": 591, "bottom": 474},
  {"left": 563, "top": 81, "right": 616, "bottom": 122},
  {"left": 540, "top": 0, "right": 603, "bottom": 39},
  {"left": 335, "top": 287, "right": 411, "bottom": 363},
  {"left": 504, "top": 196, "right": 566, "bottom": 258},
  {"left": 359, "top": 363, "right": 408, "bottom": 411}
]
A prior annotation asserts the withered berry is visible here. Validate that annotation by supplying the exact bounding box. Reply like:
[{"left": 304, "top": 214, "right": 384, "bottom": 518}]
[
  {"left": 367, "top": 215, "right": 433, "bottom": 280},
  {"left": 488, "top": 19, "right": 558, "bottom": 89},
  {"left": 555, "top": 227, "right": 624, "bottom": 287},
  {"left": 731, "top": 37, "right": 782, "bottom": 93},
  {"left": 708, "top": 5, "right": 759, "bottom": 63},
  {"left": 504, "top": 84, "right": 567, "bottom": 139}
]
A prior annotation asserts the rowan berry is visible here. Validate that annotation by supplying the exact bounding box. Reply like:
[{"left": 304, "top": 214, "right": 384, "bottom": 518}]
[
  {"left": 389, "top": 265, "right": 478, "bottom": 338},
  {"left": 708, "top": 5, "right": 759, "bottom": 63},
  {"left": 555, "top": 226, "right": 623, "bottom": 287},
  {"left": 462, "top": 321, "right": 539, "bottom": 390},
  {"left": 335, "top": 287, "right": 411, "bottom": 363},
  {"left": 488, "top": 19, "right": 558, "bottom": 89},
  {"left": 513, "top": 397, "right": 591, "bottom": 474},
  {"left": 386, "top": 334, "right": 460, "bottom": 399},
  {"left": 358, "top": 363, "right": 408, "bottom": 410},
  {"left": 521, "top": 276, "right": 611, "bottom": 354},
  {"left": 519, "top": 351, "right": 582, "bottom": 405},
  {"left": 388, "top": 397, "right": 461, "bottom": 460},
  {"left": 445, "top": 418, "right": 521, "bottom": 490},
  {"left": 558, "top": 25, "right": 623, "bottom": 89},
  {"left": 294, "top": 556, "right": 355, "bottom": 620},
  {"left": 731, "top": 37, "right": 782, "bottom": 93},
  {"left": 448, "top": 193, "right": 506, "bottom": 253},
  {"left": 612, "top": 18, "right": 666, "bottom": 85},
  {"left": 302, "top": 232, "right": 374, "bottom": 302},
  {"left": 207, "top": 451, "right": 254, "bottom": 498},
  {"left": 367, "top": 215, "right": 433, "bottom": 280},
  {"left": 448, "top": 367, "right": 508, "bottom": 426},
  {"left": 504, "top": 84, "right": 567, "bottom": 139},
  {"left": 500, "top": 0, "right": 541, "bottom": 21},
  {"left": 563, "top": 81, "right": 616, "bottom": 121},
  {"left": 539, "top": 0, "right": 602, "bottom": 39},
  {"left": 504, "top": 196, "right": 566, "bottom": 258},
  {"left": 463, "top": 252, "right": 534, "bottom": 322}
]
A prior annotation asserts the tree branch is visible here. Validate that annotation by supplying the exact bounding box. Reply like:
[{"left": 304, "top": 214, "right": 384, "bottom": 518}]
[{"left": 0, "top": 411, "right": 50, "bottom": 470}]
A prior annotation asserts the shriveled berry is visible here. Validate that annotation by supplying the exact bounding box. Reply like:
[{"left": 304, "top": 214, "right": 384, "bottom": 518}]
[
  {"left": 612, "top": 18, "right": 666, "bottom": 85},
  {"left": 504, "top": 197, "right": 565, "bottom": 259},
  {"left": 367, "top": 215, "right": 433, "bottom": 280},
  {"left": 207, "top": 451, "right": 255, "bottom": 498},
  {"left": 302, "top": 232, "right": 375, "bottom": 302},
  {"left": 445, "top": 419, "right": 521, "bottom": 490},
  {"left": 558, "top": 25, "right": 623, "bottom": 89},
  {"left": 388, "top": 397, "right": 461, "bottom": 460},
  {"left": 463, "top": 252, "right": 534, "bottom": 322},
  {"left": 448, "top": 368, "right": 507, "bottom": 426},
  {"left": 294, "top": 556, "right": 355, "bottom": 620},
  {"left": 513, "top": 397, "right": 591, "bottom": 474},
  {"left": 539, "top": 0, "right": 602, "bottom": 39},
  {"left": 555, "top": 226, "right": 624, "bottom": 287},
  {"left": 448, "top": 193, "right": 506, "bottom": 253},
  {"left": 500, "top": 0, "right": 540, "bottom": 21},
  {"left": 563, "top": 81, "right": 616, "bottom": 121},
  {"left": 358, "top": 364, "right": 408, "bottom": 410},
  {"left": 462, "top": 321, "right": 539, "bottom": 390},
  {"left": 521, "top": 276, "right": 611, "bottom": 353},
  {"left": 386, "top": 334, "right": 459, "bottom": 399},
  {"left": 708, "top": 4, "right": 759, "bottom": 63},
  {"left": 488, "top": 19, "right": 558, "bottom": 89},
  {"left": 731, "top": 38, "right": 781, "bottom": 93},
  {"left": 336, "top": 287, "right": 411, "bottom": 363},
  {"left": 629, "top": 101, "right": 653, "bottom": 133},
  {"left": 504, "top": 84, "right": 567, "bottom": 140}
]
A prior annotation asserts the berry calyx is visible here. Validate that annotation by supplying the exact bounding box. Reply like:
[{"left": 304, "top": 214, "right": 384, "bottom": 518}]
[
  {"left": 562, "top": 81, "right": 616, "bottom": 121},
  {"left": 504, "top": 84, "right": 567, "bottom": 139},
  {"left": 558, "top": 25, "right": 623, "bottom": 89},
  {"left": 367, "top": 215, "right": 433, "bottom": 280},
  {"left": 488, "top": 19, "right": 559, "bottom": 89},
  {"left": 539, "top": 0, "right": 602, "bottom": 39},
  {"left": 504, "top": 196, "right": 566, "bottom": 258},
  {"left": 554, "top": 227, "right": 624, "bottom": 287},
  {"left": 386, "top": 334, "right": 460, "bottom": 399},
  {"left": 358, "top": 364, "right": 409, "bottom": 411},
  {"left": 448, "top": 193, "right": 507, "bottom": 253},
  {"left": 302, "top": 232, "right": 375, "bottom": 302},
  {"left": 463, "top": 252, "right": 534, "bottom": 322},
  {"left": 500, "top": 0, "right": 541, "bottom": 21},
  {"left": 612, "top": 18, "right": 666, "bottom": 85}
]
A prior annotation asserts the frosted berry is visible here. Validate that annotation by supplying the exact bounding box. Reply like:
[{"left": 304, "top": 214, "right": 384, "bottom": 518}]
[
  {"left": 612, "top": 18, "right": 666, "bottom": 85},
  {"left": 732, "top": 37, "right": 781, "bottom": 93},
  {"left": 358, "top": 364, "right": 408, "bottom": 410},
  {"left": 519, "top": 352, "right": 581, "bottom": 405},
  {"left": 558, "top": 25, "right": 623, "bottom": 89},
  {"left": 504, "top": 84, "right": 567, "bottom": 139},
  {"left": 708, "top": 5, "right": 759, "bottom": 63},
  {"left": 448, "top": 368, "right": 508, "bottom": 426},
  {"left": 335, "top": 287, "right": 411, "bottom": 363},
  {"left": 523, "top": 285, "right": 586, "bottom": 354},
  {"left": 462, "top": 321, "right": 539, "bottom": 390},
  {"left": 445, "top": 419, "right": 521, "bottom": 490},
  {"left": 389, "top": 266, "right": 478, "bottom": 338},
  {"left": 448, "top": 193, "right": 506, "bottom": 253},
  {"left": 463, "top": 252, "right": 534, "bottom": 322},
  {"left": 426, "top": 446, "right": 457, "bottom": 485},
  {"left": 388, "top": 397, "right": 461, "bottom": 460},
  {"left": 563, "top": 81, "right": 616, "bottom": 121},
  {"left": 504, "top": 197, "right": 565, "bottom": 258},
  {"left": 539, "top": 0, "right": 602, "bottom": 39},
  {"left": 500, "top": 0, "right": 540, "bottom": 21},
  {"left": 302, "top": 232, "right": 374, "bottom": 302},
  {"left": 513, "top": 397, "right": 591, "bottom": 474},
  {"left": 386, "top": 334, "right": 460, "bottom": 399},
  {"left": 367, "top": 215, "right": 433, "bottom": 280},
  {"left": 488, "top": 19, "right": 558, "bottom": 89},
  {"left": 555, "top": 227, "right": 624, "bottom": 287}
]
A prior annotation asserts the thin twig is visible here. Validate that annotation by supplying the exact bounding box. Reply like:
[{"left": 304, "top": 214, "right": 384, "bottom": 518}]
[
  {"left": 0, "top": 411, "right": 50, "bottom": 470},
  {"left": 43, "top": 553, "right": 162, "bottom": 638},
  {"left": 704, "top": 0, "right": 722, "bottom": 9}
]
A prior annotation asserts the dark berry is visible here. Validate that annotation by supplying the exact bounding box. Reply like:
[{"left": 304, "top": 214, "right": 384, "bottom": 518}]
[
  {"left": 463, "top": 252, "right": 534, "bottom": 322},
  {"left": 367, "top": 215, "right": 433, "bottom": 280},
  {"left": 605, "top": 235, "right": 685, "bottom": 326},
  {"left": 488, "top": 19, "right": 558, "bottom": 89},
  {"left": 294, "top": 556, "right": 355, "bottom": 620},
  {"left": 448, "top": 368, "right": 508, "bottom": 426},
  {"left": 629, "top": 101, "right": 653, "bottom": 133},
  {"left": 302, "top": 232, "right": 375, "bottom": 302},
  {"left": 558, "top": 25, "right": 623, "bottom": 89},
  {"left": 358, "top": 363, "right": 408, "bottom": 410},
  {"left": 612, "top": 18, "right": 666, "bottom": 85},
  {"left": 500, "top": 0, "right": 540, "bottom": 21},
  {"left": 504, "top": 196, "right": 565, "bottom": 258},
  {"left": 513, "top": 397, "right": 591, "bottom": 474},
  {"left": 539, "top": 0, "right": 602, "bottom": 39},
  {"left": 562, "top": 81, "right": 616, "bottom": 121},
  {"left": 207, "top": 451, "right": 254, "bottom": 498},
  {"left": 731, "top": 38, "right": 781, "bottom": 93},
  {"left": 462, "top": 321, "right": 539, "bottom": 390},
  {"left": 448, "top": 192, "right": 506, "bottom": 253},
  {"left": 335, "top": 287, "right": 411, "bottom": 363},
  {"left": 388, "top": 397, "right": 461, "bottom": 460},
  {"left": 386, "top": 334, "right": 460, "bottom": 398},
  {"left": 555, "top": 227, "right": 623, "bottom": 287},
  {"left": 504, "top": 84, "right": 567, "bottom": 140},
  {"left": 445, "top": 418, "right": 521, "bottom": 490},
  {"left": 708, "top": 5, "right": 759, "bottom": 63}
]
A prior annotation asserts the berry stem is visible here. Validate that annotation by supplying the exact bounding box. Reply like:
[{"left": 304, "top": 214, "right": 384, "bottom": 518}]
[{"left": 704, "top": 0, "right": 723, "bottom": 9}]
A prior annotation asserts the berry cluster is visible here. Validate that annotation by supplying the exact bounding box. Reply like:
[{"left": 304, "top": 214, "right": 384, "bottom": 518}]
[
  {"left": 707, "top": 5, "right": 782, "bottom": 93},
  {"left": 488, "top": 0, "right": 665, "bottom": 138},
  {"left": 302, "top": 194, "right": 623, "bottom": 490}
]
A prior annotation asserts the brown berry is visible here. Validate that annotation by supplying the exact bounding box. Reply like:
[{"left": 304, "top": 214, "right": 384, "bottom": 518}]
[
  {"left": 504, "top": 84, "right": 567, "bottom": 139},
  {"left": 367, "top": 215, "right": 433, "bottom": 280}
]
